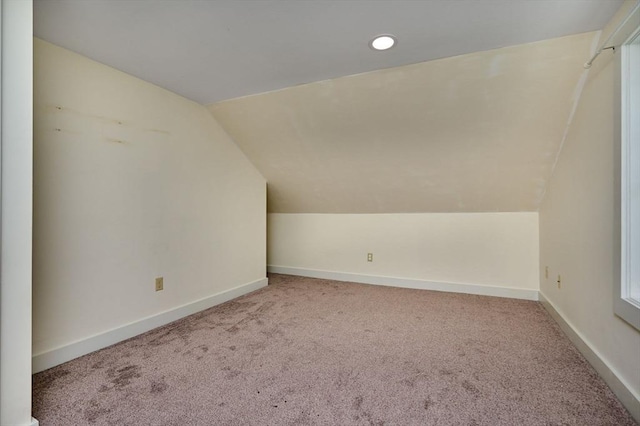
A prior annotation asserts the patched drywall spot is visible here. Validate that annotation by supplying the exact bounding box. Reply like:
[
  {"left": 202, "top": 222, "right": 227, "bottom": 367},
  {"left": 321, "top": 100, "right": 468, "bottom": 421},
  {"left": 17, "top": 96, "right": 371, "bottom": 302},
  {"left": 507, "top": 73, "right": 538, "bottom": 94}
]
[{"left": 487, "top": 54, "right": 505, "bottom": 78}]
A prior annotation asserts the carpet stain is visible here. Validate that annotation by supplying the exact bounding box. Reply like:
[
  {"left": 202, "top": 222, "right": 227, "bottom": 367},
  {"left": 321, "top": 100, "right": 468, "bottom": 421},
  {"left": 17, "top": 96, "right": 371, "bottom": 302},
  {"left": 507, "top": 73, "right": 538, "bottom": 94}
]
[
  {"left": 84, "top": 398, "right": 110, "bottom": 423},
  {"left": 150, "top": 378, "right": 168, "bottom": 394},
  {"left": 146, "top": 328, "right": 185, "bottom": 347},
  {"left": 353, "top": 395, "right": 385, "bottom": 425},
  {"left": 462, "top": 380, "right": 481, "bottom": 398},
  {"left": 215, "top": 300, "right": 256, "bottom": 317},
  {"left": 400, "top": 373, "right": 428, "bottom": 388},
  {"left": 33, "top": 368, "right": 70, "bottom": 389},
  {"left": 226, "top": 301, "right": 276, "bottom": 333},
  {"left": 32, "top": 274, "right": 638, "bottom": 426},
  {"left": 336, "top": 369, "right": 361, "bottom": 388},
  {"left": 226, "top": 324, "right": 243, "bottom": 334},
  {"left": 107, "top": 364, "right": 141, "bottom": 389},
  {"left": 424, "top": 397, "right": 433, "bottom": 410},
  {"left": 225, "top": 370, "right": 241, "bottom": 380},
  {"left": 91, "top": 360, "right": 105, "bottom": 369},
  {"left": 353, "top": 395, "right": 364, "bottom": 410},
  {"left": 184, "top": 344, "right": 209, "bottom": 360}
]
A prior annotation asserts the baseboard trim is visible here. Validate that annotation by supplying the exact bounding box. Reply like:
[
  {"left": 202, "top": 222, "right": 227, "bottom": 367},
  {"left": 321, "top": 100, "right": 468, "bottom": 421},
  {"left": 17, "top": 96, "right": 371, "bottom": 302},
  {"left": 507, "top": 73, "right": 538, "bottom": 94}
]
[
  {"left": 539, "top": 291, "right": 640, "bottom": 422},
  {"left": 268, "top": 265, "right": 538, "bottom": 301},
  {"left": 31, "top": 417, "right": 39, "bottom": 426},
  {"left": 32, "top": 277, "right": 268, "bottom": 373}
]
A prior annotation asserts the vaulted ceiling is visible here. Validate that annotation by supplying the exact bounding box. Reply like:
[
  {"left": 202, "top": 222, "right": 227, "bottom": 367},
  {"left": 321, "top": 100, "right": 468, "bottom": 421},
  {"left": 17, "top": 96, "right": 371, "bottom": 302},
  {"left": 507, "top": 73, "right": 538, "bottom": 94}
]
[
  {"left": 34, "top": 0, "right": 623, "bottom": 213},
  {"left": 210, "top": 32, "right": 598, "bottom": 213}
]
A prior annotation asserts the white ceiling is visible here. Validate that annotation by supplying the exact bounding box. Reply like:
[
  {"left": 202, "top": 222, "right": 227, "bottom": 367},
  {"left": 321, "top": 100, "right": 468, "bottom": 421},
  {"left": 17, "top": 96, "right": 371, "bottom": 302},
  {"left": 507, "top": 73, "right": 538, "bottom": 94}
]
[{"left": 34, "top": 0, "right": 622, "bottom": 104}]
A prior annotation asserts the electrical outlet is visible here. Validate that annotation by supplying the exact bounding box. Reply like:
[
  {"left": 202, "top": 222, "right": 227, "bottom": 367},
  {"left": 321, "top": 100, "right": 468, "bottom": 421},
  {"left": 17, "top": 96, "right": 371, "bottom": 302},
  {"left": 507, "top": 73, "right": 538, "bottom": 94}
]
[
  {"left": 557, "top": 274, "right": 561, "bottom": 289},
  {"left": 155, "top": 277, "right": 164, "bottom": 292},
  {"left": 545, "top": 266, "right": 549, "bottom": 279},
  {"left": 367, "top": 253, "right": 373, "bottom": 262}
]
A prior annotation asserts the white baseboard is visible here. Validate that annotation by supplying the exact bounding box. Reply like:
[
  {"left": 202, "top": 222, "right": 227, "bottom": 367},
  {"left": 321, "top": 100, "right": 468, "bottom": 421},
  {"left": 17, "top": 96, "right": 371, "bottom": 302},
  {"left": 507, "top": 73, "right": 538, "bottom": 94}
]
[
  {"left": 32, "top": 277, "right": 268, "bottom": 373},
  {"left": 268, "top": 265, "right": 539, "bottom": 301},
  {"left": 539, "top": 291, "right": 640, "bottom": 422},
  {"left": 31, "top": 417, "right": 39, "bottom": 426}
]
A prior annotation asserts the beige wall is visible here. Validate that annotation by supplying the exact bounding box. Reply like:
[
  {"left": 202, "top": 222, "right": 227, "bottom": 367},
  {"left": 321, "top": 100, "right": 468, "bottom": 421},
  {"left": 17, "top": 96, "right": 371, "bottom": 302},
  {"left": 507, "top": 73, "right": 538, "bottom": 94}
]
[
  {"left": 269, "top": 213, "right": 539, "bottom": 296},
  {"left": 210, "top": 33, "right": 596, "bottom": 214},
  {"left": 539, "top": 0, "right": 640, "bottom": 405},
  {"left": 33, "top": 39, "right": 266, "bottom": 357}
]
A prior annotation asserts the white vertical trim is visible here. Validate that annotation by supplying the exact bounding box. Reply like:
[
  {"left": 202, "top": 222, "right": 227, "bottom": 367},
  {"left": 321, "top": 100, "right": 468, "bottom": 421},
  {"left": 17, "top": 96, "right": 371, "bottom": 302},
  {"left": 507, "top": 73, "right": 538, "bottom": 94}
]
[
  {"left": 617, "top": 19, "right": 640, "bottom": 331},
  {"left": 0, "top": 0, "right": 35, "bottom": 425}
]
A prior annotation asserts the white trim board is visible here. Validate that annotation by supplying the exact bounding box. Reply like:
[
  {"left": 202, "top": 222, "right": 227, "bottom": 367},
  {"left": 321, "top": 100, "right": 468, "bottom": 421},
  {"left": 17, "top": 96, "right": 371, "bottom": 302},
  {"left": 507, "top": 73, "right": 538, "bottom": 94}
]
[
  {"left": 539, "top": 291, "right": 640, "bottom": 423},
  {"left": 268, "top": 265, "right": 539, "bottom": 301},
  {"left": 32, "top": 277, "right": 268, "bottom": 373}
]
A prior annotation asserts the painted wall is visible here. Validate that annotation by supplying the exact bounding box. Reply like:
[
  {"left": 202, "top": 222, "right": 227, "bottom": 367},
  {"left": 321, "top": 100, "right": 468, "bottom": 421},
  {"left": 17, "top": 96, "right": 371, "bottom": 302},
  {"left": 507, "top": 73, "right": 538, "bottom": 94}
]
[
  {"left": 1, "top": 1, "right": 34, "bottom": 424},
  {"left": 33, "top": 39, "right": 266, "bottom": 359},
  {"left": 210, "top": 33, "right": 597, "bottom": 214},
  {"left": 539, "top": 0, "right": 640, "bottom": 406},
  {"left": 269, "top": 213, "right": 539, "bottom": 297}
]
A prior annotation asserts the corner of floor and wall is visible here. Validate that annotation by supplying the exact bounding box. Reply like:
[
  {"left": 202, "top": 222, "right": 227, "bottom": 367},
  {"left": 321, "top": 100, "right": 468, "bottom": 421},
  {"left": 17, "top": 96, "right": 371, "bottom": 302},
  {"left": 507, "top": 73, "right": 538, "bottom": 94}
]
[
  {"left": 30, "top": 35, "right": 269, "bottom": 378},
  {"left": 535, "top": 1, "right": 640, "bottom": 420},
  {"left": 263, "top": 1, "right": 640, "bottom": 421}
]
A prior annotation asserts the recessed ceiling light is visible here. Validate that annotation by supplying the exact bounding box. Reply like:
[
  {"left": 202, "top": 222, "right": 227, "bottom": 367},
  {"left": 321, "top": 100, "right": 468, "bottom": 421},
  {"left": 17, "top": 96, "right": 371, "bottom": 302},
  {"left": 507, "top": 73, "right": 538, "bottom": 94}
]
[{"left": 369, "top": 34, "right": 397, "bottom": 51}]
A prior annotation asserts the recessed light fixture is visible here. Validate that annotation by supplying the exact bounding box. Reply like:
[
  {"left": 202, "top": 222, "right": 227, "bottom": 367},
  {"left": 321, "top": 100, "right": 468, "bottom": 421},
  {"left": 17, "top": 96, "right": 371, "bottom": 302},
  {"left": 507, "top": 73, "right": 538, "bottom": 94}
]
[{"left": 369, "top": 34, "right": 397, "bottom": 51}]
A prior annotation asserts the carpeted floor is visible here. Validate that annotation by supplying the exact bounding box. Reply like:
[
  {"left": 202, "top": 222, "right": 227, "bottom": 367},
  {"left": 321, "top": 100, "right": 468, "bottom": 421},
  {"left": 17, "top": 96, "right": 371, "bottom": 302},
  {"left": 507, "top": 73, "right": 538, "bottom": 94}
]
[{"left": 33, "top": 274, "right": 636, "bottom": 425}]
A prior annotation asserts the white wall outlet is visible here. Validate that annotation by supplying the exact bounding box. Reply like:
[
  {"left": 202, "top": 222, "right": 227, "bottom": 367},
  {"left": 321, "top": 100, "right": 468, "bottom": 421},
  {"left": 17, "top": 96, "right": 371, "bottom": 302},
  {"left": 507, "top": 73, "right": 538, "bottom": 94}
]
[{"left": 367, "top": 253, "right": 373, "bottom": 262}]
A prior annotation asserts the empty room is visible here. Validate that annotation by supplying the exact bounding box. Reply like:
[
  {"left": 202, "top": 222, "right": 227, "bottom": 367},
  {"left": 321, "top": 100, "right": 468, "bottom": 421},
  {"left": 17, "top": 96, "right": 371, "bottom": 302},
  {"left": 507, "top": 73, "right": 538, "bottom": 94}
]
[{"left": 1, "top": 0, "right": 639, "bottom": 424}]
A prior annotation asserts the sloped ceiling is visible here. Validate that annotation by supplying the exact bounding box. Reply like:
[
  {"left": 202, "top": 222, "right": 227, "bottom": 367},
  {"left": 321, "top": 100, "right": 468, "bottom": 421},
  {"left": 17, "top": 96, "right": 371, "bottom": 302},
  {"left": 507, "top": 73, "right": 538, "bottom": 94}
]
[
  {"left": 34, "top": 0, "right": 620, "bottom": 104},
  {"left": 34, "top": 1, "right": 620, "bottom": 214},
  {"left": 209, "top": 33, "right": 598, "bottom": 213}
]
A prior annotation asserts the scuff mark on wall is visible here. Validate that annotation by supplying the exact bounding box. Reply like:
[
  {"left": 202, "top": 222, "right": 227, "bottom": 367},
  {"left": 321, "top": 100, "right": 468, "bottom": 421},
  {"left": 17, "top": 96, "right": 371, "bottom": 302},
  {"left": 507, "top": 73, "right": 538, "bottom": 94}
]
[
  {"left": 40, "top": 103, "right": 171, "bottom": 144},
  {"left": 487, "top": 54, "right": 505, "bottom": 78},
  {"left": 44, "top": 103, "right": 171, "bottom": 137},
  {"left": 45, "top": 104, "right": 126, "bottom": 126}
]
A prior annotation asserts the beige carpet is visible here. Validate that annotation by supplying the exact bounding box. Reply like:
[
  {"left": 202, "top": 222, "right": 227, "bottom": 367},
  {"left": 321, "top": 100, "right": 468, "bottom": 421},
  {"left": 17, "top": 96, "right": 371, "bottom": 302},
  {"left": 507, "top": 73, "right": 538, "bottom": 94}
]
[{"left": 33, "top": 274, "right": 636, "bottom": 425}]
